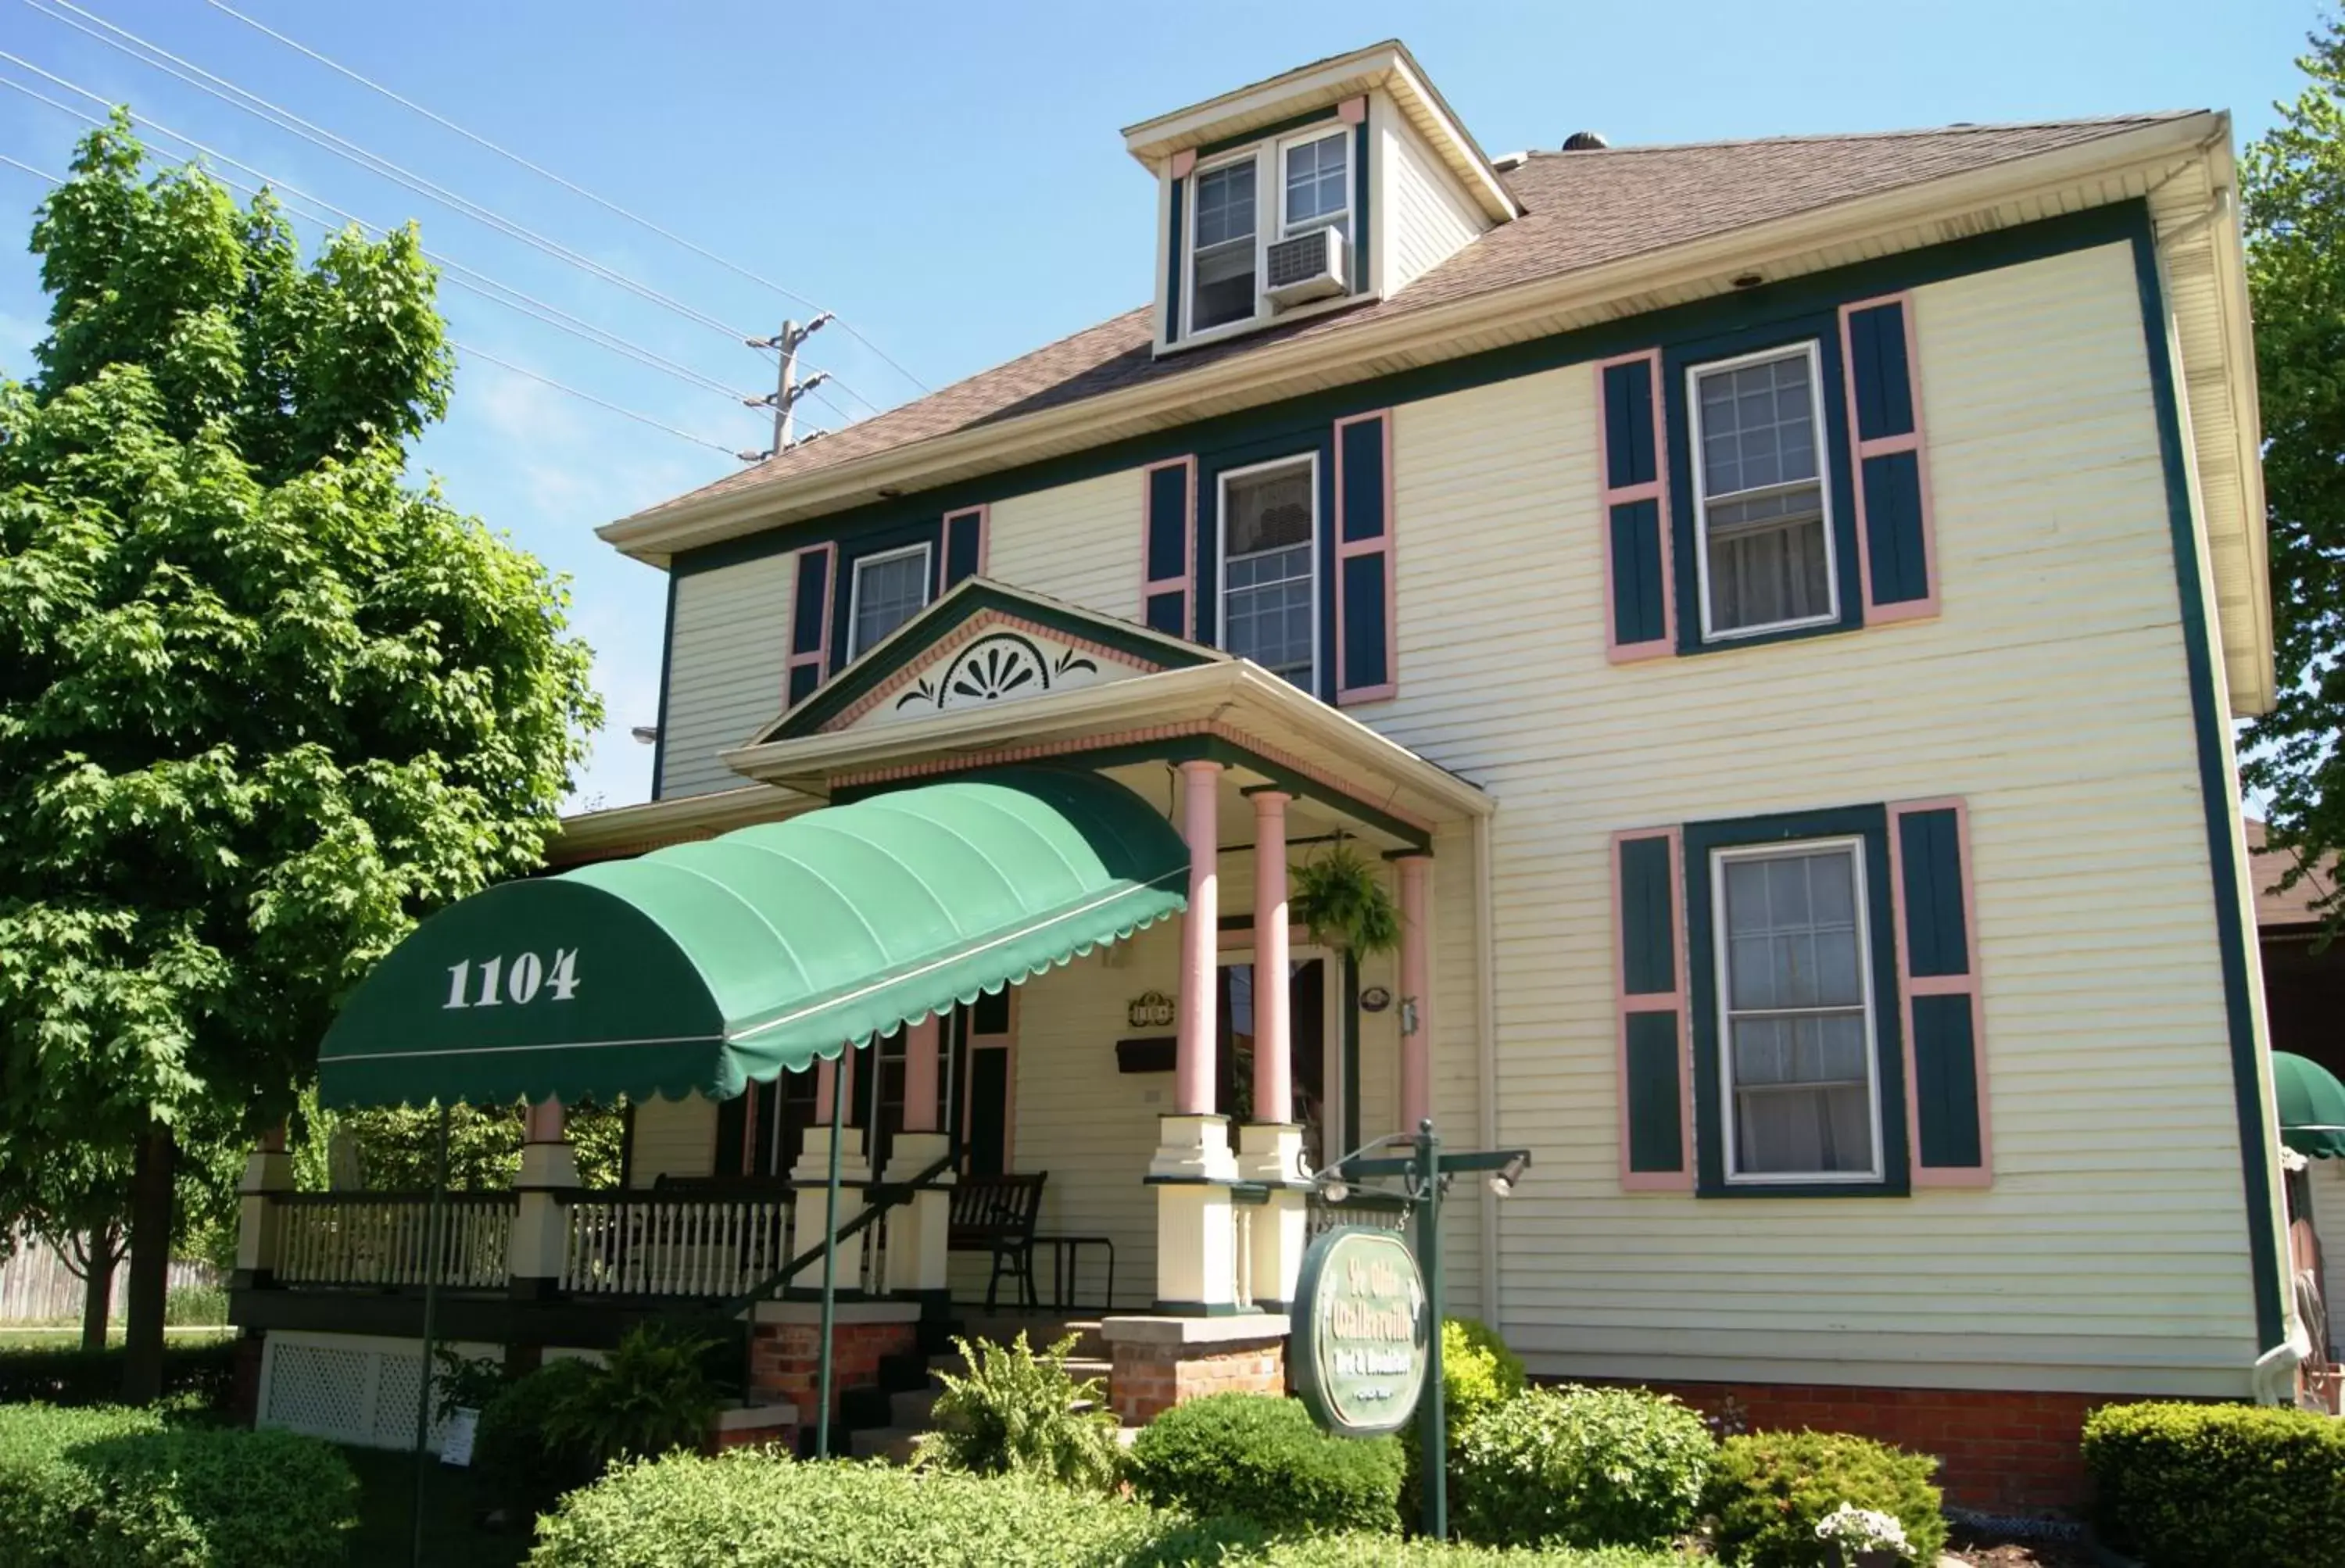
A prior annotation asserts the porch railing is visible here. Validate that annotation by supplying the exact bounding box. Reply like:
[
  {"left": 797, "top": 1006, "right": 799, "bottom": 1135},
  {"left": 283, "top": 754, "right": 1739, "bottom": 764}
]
[
  {"left": 274, "top": 1192, "right": 515, "bottom": 1290},
  {"left": 561, "top": 1190, "right": 793, "bottom": 1298}
]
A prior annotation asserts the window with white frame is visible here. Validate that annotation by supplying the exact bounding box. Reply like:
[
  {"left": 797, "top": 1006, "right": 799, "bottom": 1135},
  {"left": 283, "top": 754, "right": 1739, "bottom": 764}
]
[
  {"left": 1219, "top": 457, "right": 1316, "bottom": 687},
  {"left": 1190, "top": 157, "right": 1258, "bottom": 332},
  {"left": 1689, "top": 342, "right": 1836, "bottom": 639},
  {"left": 1712, "top": 839, "right": 1882, "bottom": 1181},
  {"left": 1281, "top": 129, "right": 1350, "bottom": 246},
  {"left": 847, "top": 544, "right": 932, "bottom": 659}
]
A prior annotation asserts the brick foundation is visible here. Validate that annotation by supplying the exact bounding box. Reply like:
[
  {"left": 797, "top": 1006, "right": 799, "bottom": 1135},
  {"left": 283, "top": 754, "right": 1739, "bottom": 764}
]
[
  {"left": 1599, "top": 1378, "right": 2107, "bottom": 1516},
  {"left": 747, "top": 1318, "right": 918, "bottom": 1422},
  {"left": 1109, "top": 1333, "right": 1287, "bottom": 1424}
]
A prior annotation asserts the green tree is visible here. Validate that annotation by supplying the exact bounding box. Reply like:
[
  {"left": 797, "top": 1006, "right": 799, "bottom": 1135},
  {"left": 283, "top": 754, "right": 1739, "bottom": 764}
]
[
  {"left": 0, "top": 114, "right": 600, "bottom": 1400},
  {"left": 2243, "top": 18, "right": 2345, "bottom": 925}
]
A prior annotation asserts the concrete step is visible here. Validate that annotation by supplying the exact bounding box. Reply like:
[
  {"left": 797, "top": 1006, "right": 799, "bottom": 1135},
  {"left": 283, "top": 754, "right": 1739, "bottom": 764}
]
[
  {"left": 943, "top": 1316, "right": 1108, "bottom": 1359},
  {"left": 890, "top": 1384, "right": 941, "bottom": 1427},
  {"left": 930, "top": 1352, "right": 1112, "bottom": 1386}
]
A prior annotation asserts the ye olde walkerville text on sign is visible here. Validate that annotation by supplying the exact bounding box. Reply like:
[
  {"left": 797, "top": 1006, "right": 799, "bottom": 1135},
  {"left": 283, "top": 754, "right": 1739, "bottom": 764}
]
[{"left": 1293, "top": 1227, "right": 1429, "bottom": 1437}]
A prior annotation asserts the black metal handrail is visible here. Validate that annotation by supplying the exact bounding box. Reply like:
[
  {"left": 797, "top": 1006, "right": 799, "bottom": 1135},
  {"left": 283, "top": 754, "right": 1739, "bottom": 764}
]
[{"left": 720, "top": 1147, "right": 959, "bottom": 1316}]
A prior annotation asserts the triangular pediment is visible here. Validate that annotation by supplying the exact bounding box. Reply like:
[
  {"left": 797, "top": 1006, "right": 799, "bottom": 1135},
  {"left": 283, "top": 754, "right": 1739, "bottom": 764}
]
[{"left": 759, "top": 579, "right": 1222, "bottom": 743}]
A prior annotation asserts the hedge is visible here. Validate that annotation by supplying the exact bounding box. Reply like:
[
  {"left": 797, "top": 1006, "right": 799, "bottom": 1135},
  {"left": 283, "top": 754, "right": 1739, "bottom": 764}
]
[
  {"left": 1451, "top": 1386, "right": 1712, "bottom": 1549},
  {"left": 0, "top": 1402, "right": 356, "bottom": 1566},
  {"left": 529, "top": 1450, "right": 1173, "bottom": 1567},
  {"left": 1704, "top": 1430, "right": 1945, "bottom": 1568},
  {"left": 0, "top": 1339, "right": 238, "bottom": 1409},
  {"left": 2082, "top": 1401, "right": 2345, "bottom": 1568},
  {"left": 1124, "top": 1391, "right": 1404, "bottom": 1535}
]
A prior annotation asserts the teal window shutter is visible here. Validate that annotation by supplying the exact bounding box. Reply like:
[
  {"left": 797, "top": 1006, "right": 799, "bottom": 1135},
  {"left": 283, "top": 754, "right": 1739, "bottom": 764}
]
[
  {"left": 1597, "top": 352, "right": 1674, "bottom": 660},
  {"left": 1615, "top": 829, "right": 1691, "bottom": 1187},
  {"left": 941, "top": 507, "right": 988, "bottom": 590},
  {"left": 1839, "top": 295, "right": 1938, "bottom": 621},
  {"left": 1334, "top": 410, "right": 1396, "bottom": 703},
  {"left": 1891, "top": 799, "right": 1989, "bottom": 1184},
  {"left": 784, "top": 542, "right": 835, "bottom": 707},
  {"left": 1142, "top": 458, "right": 1195, "bottom": 639}
]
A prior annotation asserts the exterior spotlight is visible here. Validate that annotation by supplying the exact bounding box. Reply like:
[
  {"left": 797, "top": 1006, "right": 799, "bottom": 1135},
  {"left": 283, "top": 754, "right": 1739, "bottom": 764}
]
[
  {"left": 1485, "top": 1152, "right": 1531, "bottom": 1198},
  {"left": 1316, "top": 1174, "right": 1351, "bottom": 1205}
]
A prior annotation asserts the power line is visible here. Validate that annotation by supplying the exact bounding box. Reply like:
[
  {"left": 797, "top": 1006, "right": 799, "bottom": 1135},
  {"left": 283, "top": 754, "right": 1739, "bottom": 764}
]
[
  {"left": 204, "top": 0, "right": 933, "bottom": 398},
  {"left": 0, "top": 53, "right": 763, "bottom": 412},
  {"left": 23, "top": 0, "right": 760, "bottom": 348},
  {"left": 0, "top": 147, "right": 743, "bottom": 459}
]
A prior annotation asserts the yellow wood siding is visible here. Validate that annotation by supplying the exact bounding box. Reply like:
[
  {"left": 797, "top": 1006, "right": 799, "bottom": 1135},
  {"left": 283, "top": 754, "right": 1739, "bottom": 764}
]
[
  {"left": 659, "top": 554, "right": 794, "bottom": 798},
  {"left": 1380, "top": 104, "right": 1486, "bottom": 299},
  {"left": 627, "top": 1093, "right": 715, "bottom": 1187},
  {"left": 1362, "top": 240, "right": 2255, "bottom": 1395},
  {"left": 985, "top": 471, "right": 1144, "bottom": 621}
]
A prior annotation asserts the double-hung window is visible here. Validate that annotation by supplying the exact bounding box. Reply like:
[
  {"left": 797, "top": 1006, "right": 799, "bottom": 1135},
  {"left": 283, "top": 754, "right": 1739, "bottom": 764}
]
[
  {"left": 1711, "top": 839, "right": 1883, "bottom": 1183},
  {"left": 1281, "top": 129, "right": 1349, "bottom": 249},
  {"left": 1190, "top": 157, "right": 1258, "bottom": 333},
  {"left": 1219, "top": 456, "right": 1317, "bottom": 688},
  {"left": 847, "top": 543, "right": 933, "bottom": 660},
  {"left": 1688, "top": 342, "right": 1837, "bottom": 639}
]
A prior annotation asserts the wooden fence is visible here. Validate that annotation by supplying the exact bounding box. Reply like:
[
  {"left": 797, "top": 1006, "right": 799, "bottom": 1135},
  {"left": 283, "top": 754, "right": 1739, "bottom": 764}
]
[{"left": 0, "top": 1233, "right": 219, "bottom": 1323}]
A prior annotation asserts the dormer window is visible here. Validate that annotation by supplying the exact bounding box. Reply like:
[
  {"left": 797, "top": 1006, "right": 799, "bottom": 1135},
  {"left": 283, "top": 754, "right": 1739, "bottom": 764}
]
[
  {"left": 1282, "top": 130, "right": 1350, "bottom": 247},
  {"left": 1191, "top": 158, "right": 1258, "bottom": 332}
]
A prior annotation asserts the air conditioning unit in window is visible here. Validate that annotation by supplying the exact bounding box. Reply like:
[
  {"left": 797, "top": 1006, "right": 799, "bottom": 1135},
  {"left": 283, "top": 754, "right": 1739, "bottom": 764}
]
[{"left": 1263, "top": 227, "right": 1349, "bottom": 309}]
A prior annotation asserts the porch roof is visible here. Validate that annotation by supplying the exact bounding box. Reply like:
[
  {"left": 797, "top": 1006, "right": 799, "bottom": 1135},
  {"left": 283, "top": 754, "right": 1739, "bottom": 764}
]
[{"left": 315, "top": 768, "right": 1186, "bottom": 1110}]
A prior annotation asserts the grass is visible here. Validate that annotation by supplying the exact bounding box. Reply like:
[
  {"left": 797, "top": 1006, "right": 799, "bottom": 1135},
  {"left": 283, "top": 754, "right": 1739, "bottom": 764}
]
[
  {"left": 0, "top": 1326, "right": 232, "bottom": 1350},
  {"left": 342, "top": 1443, "right": 532, "bottom": 1568}
]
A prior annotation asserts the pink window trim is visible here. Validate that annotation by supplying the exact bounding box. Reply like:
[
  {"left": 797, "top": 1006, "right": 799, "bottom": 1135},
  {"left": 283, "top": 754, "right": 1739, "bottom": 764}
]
[
  {"left": 1838, "top": 293, "right": 1940, "bottom": 625},
  {"left": 1887, "top": 797, "right": 1991, "bottom": 1188},
  {"left": 1140, "top": 456, "right": 1198, "bottom": 639},
  {"left": 1594, "top": 351, "right": 1674, "bottom": 663},
  {"left": 939, "top": 505, "right": 990, "bottom": 596},
  {"left": 961, "top": 986, "right": 1019, "bottom": 1174},
  {"left": 1169, "top": 149, "right": 1197, "bottom": 181},
  {"left": 1332, "top": 410, "right": 1398, "bottom": 705},
  {"left": 1613, "top": 828, "right": 1692, "bottom": 1192},
  {"left": 782, "top": 542, "right": 836, "bottom": 707},
  {"left": 1337, "top": 95, "right": 1367, "bottom": 125}
]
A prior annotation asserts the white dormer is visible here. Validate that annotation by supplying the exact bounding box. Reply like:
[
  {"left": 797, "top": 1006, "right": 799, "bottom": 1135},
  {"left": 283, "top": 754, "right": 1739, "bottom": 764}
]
[{"left": 1123, "top": 40, "right": 1518, "bottom": 357}]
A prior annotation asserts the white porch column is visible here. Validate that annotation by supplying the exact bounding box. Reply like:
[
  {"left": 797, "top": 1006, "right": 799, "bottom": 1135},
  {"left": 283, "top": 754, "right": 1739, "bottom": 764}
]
[
  {"left": 793, "top": 1054, "right": 872, "bottom": 1295},
  {"left": 232, "top": 1123, "right": 292, "bottom": 1287},
  {"left": 1151, "top": 760, "right": 1239, "bottom": 1312},
  {"left": 884, "top": 1018, "right": 954, "bottom": 1298},
  {"left": 1237, "top": 789, "right": 1307, "bottom": 1310},
  {"left": 1398, "top": 854, "right": 1434, "bottom": 1136},
  {"left": 511, "top": 1097, "right": 578, "bottom": 1297}
]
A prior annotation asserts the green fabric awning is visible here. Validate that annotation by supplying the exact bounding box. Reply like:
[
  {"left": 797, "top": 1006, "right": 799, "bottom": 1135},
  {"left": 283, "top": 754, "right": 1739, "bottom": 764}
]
[
  {"left": 317, "top": 768, "right": 1187, "bottom": 1109},
  {"left": 2276, "top": 1051, "right": 2345, "bottom": 1160}
]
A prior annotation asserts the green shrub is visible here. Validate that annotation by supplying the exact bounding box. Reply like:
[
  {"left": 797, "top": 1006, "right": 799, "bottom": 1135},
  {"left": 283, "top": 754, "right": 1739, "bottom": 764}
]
[
  {"left": 1125, "top": 1391, "right": 1403, "bottom": 1535},
  {"left": 0, "top": 1339, "right": 237, "bottom": 1408},
  {"left": 545, "top": 1323, "right": 724, "bottom": 1469},
  {"left": 529, "top": 1449, "right": 1175, "bottom": 1566},
  {"left": 1442, "top": 1318, "right": 1528, "bottom": 1430},
  {"left": 2082, "top": 1400, "right": 2345, "bottom": 1567},
  {"left": 475, "top": 1357, "right": 601, "bottom": 1518},
  {"left": 0, "top": 1402, "right": 356, "bottom": 1566},
  {"left": 912, "top": 1331, "right": 1122, "bottom": 1490},
  {"left": 1705, "top": 1430, "right": 1945, "bottom": 1567},
  {"left": 1452, "top": 1385, "right": 1712, "bottom": 1549}
]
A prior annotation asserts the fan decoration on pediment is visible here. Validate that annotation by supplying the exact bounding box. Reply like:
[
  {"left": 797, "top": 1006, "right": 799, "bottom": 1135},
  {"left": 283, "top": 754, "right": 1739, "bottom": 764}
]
[{"left": 824, "top": 613, "right": 1161, "bottom": 732}]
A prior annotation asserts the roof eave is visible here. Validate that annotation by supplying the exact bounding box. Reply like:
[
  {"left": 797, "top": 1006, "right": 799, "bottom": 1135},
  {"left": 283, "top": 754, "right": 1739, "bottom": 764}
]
[{"left": 598, "top": 113, "right": 2222, "bottom": 567}]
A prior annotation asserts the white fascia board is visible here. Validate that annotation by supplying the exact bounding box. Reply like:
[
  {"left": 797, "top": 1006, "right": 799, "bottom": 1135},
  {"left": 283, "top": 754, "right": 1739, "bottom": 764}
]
[{"left": 599, "top": 115, "right": 2221, "bottom": 567}]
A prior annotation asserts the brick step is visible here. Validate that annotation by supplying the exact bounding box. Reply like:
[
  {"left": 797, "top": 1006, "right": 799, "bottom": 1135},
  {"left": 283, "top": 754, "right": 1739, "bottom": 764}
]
[
  {"left": 930, "top": 1352, "right": 1112, "bottom": 1386},
  {"left": 948, "top": 1315, "right": 1106, "bottom": 1359}
]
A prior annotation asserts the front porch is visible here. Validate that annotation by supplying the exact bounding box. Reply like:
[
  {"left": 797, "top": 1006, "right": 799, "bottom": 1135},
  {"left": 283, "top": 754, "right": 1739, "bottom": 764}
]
[{"left": 234, "top": 581, "right": 1485, "bottom": 1448}]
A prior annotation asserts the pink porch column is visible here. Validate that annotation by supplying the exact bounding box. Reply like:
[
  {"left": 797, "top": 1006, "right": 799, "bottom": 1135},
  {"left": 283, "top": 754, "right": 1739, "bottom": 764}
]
[
  {"left": 1250, "top": 791, "right": 1293, "bottom": 1126},
  {"left": 813, "top": 1058, "right": 837, "bottom": 1122},
  {"left": 795, "top": 1052, "right": 871, "bottom": 1293},
  {"left": 513, "top": 1098, "right": 578, "bottom": 1294},
  {"left": 523, "top": 1098, "right": 565, "bottom": 1145},
  {"left": 902, "top": 1017, "right": 940, "bottom": 1134},
  {"left": 1176, "top": 760, "right": 1223, "bottom": 1115},
  {"left": 1398, "top": 854, "right": 1433, "bottom": 1135}
]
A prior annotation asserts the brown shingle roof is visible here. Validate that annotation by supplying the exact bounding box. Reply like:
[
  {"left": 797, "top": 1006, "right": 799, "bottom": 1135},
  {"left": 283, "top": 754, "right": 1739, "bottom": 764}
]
[
  {"left": 2250, "top": 819, "right": 2340, "bottom": 929},
  {"left": 633, "top": 113, "right": 2192, "bottom": 522}
]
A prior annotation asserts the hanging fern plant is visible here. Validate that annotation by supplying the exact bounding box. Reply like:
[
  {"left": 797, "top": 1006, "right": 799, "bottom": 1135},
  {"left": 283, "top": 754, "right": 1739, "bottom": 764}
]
[{"left": 1291, "top": 842, "right": 1401, "bottom": 956}]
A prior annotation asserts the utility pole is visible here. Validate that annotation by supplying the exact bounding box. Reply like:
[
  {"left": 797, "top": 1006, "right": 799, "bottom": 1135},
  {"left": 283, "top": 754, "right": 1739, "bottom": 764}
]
[{"left": 741, "top": 312, "right": 833, "bottom": 461}]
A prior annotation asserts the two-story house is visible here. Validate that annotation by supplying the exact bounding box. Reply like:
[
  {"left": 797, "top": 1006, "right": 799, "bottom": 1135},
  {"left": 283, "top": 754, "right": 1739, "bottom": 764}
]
[{"left": 247, "top": 42, "right": 2293, "bottom": 1514}]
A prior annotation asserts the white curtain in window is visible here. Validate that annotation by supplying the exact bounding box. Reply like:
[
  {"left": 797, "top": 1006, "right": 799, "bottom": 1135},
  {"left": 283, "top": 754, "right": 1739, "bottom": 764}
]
[{"left": 1723, "top": 849, "right": 1875, "bottom": 1176}]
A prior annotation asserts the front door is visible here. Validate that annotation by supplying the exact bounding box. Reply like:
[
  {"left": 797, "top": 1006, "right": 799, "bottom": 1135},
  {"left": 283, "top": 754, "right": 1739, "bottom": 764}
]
[{"left": 1217, "top": 957, "right": 1330, "bottom": 1172}]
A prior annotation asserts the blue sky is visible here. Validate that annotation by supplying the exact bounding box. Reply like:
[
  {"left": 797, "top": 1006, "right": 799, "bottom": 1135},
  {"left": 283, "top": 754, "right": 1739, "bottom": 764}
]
[{"left": 0, "top": 0, "right": 2320, "bottom": 809}]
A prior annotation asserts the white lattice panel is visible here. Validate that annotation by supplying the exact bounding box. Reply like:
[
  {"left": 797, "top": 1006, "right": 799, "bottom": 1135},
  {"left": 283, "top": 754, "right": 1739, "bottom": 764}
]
[{"left": 259, "top": 1333, "right": 499, "bottom": 1453}]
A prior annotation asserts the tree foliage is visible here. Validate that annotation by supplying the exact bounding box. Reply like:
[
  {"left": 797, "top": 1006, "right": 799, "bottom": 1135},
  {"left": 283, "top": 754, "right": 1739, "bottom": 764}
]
[
  {"left": 2242, "top": 20, "right": 2345, "bottom": 925},
  {"left": 0, "top": 113, "right": 601, "bottom": 1394}
]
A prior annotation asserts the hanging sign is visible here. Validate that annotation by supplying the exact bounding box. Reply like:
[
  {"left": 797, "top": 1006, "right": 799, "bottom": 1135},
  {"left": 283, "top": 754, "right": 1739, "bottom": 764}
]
[{"left": 1291, "top": 1226, "right": 1429, "bottom": 1437}]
